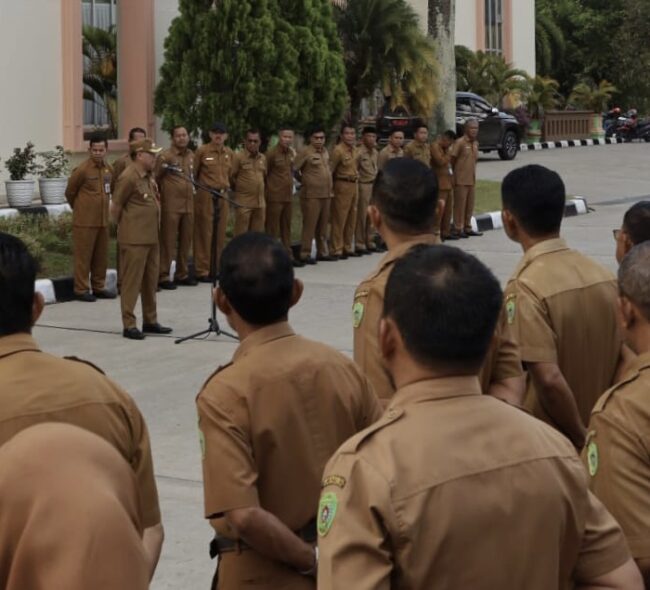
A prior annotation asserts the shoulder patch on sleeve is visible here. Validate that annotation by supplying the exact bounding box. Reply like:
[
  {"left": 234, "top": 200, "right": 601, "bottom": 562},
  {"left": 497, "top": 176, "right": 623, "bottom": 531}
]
[
  {"left": 322, "top": 474, "right": 346, "bottom": 489},
  {"left": 505, "top": 294, "right": 517, "bottom": 325},
  {"left": 199, "top": 362, "right": 234, "bottom": 392},
  {"left": 592, "top": 371, "right": 641, "bottom": 414},
  {"left": 63, "top": 356, "right": 106, "bottom": 375},
  {"left": 340, "top": 407, "right": 405, "bottom": 455}
]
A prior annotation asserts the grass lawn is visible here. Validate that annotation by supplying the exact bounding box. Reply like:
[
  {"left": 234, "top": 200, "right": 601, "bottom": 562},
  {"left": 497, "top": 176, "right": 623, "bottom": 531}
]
[{"left": 474, "top": 180, "right": 502, "bottom": 214}]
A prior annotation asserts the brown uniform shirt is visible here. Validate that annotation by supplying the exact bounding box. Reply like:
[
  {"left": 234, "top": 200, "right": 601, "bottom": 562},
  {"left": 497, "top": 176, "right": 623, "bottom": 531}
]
[
  {"left": 65, "top": 158, "right": 112, "bottom": 227},
  {"left": 357, "top": 145, "right": 378, "bottom": 183},
  {"left": 154, "top": 146, "right": 195, "bottom": 214},
  {"left": 377, "top": 145, "right": 403, "bottom": 170},
  {"left": 403, "top": 140, "right": 431, "bottom": 168},
  {"left": 0, "top": 333, "right": 160, "bottom": 528},
  {"left": 318, "top": 376, "right": 631, "bottom": 590},
  {"left": 294, "top": 145, "right": 331, "bottom": 199},
  {"left": 583, "top": 352, "right": 650, "bottom": 560},
  {"left": 330, "top": 143, "right": 359, "bottom": 181},
  {"left": 265, "top": 144, "right": 295, "bottom": 203},
  {"left": 430, "top": 140, "right": 453, "bottom": 191},
  {"left": 230, "top": 150, "right": 267, "bottom": 208},
  {"left": 111, "top": 154, "right": 131, "bottom": 192},
  {"left": 505, "top": 238, "right": 622, "bottom": 427},
  {"left": 450, "top": 136, "right": 479, "bottom": 186},
  {"left": 113, "top": 166, "right": 160, "bottom": 245},
  {"left": 194, "top": 144, "right": 233, "bottom": 190}
]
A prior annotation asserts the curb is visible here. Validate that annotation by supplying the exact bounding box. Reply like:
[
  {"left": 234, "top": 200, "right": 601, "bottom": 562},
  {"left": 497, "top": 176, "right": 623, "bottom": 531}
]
[
  {"left": 0, "top": 203, "right": 71, "bottom": 219},
  {"left": 520, "top": 138, "right": 624, "bottom": 152},
  {"left": 36, "top": 269, "right": 118, "bottom": 305}
]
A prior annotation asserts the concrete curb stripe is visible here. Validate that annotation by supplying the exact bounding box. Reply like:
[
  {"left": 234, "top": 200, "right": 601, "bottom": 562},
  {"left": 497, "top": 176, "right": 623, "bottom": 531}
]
[
  {"left": 520, "top": 137, "right": 624, "bottom": 151},
  {"left": 0, "top": 208, "right": 19, "bottom": 219},
  {"left": 35, "top": 279, "right": 57, "bottom": 305}
]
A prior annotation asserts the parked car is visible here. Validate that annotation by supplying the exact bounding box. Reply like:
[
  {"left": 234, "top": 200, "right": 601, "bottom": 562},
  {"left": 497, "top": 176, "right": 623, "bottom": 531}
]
[
  {"left": 456, "top": 92, "right": 520, "bottom": 160},
  {"left": 375, "top": 104, "right": 423, "bottom": 145}
]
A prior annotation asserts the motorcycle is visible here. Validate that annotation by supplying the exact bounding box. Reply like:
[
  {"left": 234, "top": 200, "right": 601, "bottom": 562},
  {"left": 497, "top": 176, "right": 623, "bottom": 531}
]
[{"left": 603, "top": 107, "right": 622, "bottom": 136}]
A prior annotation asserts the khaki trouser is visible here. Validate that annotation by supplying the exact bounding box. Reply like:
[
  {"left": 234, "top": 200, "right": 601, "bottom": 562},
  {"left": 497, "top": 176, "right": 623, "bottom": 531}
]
[
  {"left": 300, "top": 198, "right": 330, "bottom": 260},
  {"left": 119, "top": 243, "right": 159, "bottom": 330},
  {"left": 330, "top": 180, "right": 358, "bottom": 256},
  {"left": 355, "top": 182, "right": 375, "bottom": 250},
  {"left": 266, "top": 201, "right": 293, "bottom": 258},
  {"left": 435, "top": 189, "right": 453, "bottom": 236},
  {"left": 234, "top": 206, "right": 265, "bottom": 236},
  {"left": 159, "top": 210, "right": 193, "bottom": 282},
  {"left": 453, "top": 185, "right": 475, "bottom": 232},
  {"left": 73, "top": 226, "right": 108, "bottom": 295},
  {"left": 194, "top": 189, "right": 229, "bottom": 278}
]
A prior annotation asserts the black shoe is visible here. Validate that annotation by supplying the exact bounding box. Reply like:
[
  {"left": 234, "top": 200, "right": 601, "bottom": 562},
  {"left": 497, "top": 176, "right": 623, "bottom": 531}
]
[
  {"left": 443, "top": 234, "right": 460, "bottom": 241},
  {"left": 465, "top": 230, "right": 484, "bottom": 237},
  {"left": 317, "top": 255, "right": 337, "bottom": 262},
  {"left": 123, "top": 327, "right": 145, "bottom": 340},
  {"left": 458, "top": 232, "right": 469, "bottom": 239},
  {"left": 339, "top": 253, "right": 349, "bottom": 260},
  {"left": 376, "top": 244, "right": 388, "bottom": 252},
  {"left": 159, "top": 281, "right": 177, "bottom": 290},
  {"left": 74, "top": 292, "right": 96, "bottom": 302},
  {"left": 367, "top": 248, "right": 378, "bottom": 254},
  {"left": 142, "top": 323, "right": 173, "bottom": 334},
  {"left": 302, "top": 258, "right": 317, "bottom": 265},
  {"left": 292, "top": 259, "right": 306, "bottom": 268},
  {"left": 94, "top": 290, "right": 116, "bottom": 299},
  {"left": 175, "top": 277, "right": 199, "bottom": 286},
  {"left": 348, "top": 251, "right": 363, "bottom": 258},
  {"left": 198, "top": 275, "right": 214, "bottom": 283}
]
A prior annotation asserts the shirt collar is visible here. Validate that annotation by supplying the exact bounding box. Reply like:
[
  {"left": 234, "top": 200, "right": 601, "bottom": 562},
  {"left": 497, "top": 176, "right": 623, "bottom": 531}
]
[
  {"left": 627, "top": 351, "right": 650, "bottom": 374},
  {"left": 389, "top": 376, "right": 483, "bottom": 410},
  {"left": 233, "top": 321, "right": 295, "bottom": 362},
  {"left": 372, "top": 235, "right": 439, "bottom": 278},
  {"left": 0, "top": 333, "right": 40, "bottom": 359},
  {"left": 512, "top": 238, "right": 569, "bottom": 277}
]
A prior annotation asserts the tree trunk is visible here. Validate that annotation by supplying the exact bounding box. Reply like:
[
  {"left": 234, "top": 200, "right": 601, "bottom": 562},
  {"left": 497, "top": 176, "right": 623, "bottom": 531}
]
[{"left": 428, "top": 0, "right": 456, "bottom": 135}]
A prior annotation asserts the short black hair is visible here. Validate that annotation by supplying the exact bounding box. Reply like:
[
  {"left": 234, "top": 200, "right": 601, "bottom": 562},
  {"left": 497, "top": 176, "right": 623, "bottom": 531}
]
[
  {"left": 384, "top": 244, "right": 502, "bottom": 370},
  {"left": 389, "top": 129, "right": 405, "bottom": 137},
  {"left": 340, "top": 124, "right": 356, "bottom": 134},
  {"left": 171, "top": 125, "right": 188, "bottom": 137},
  {"left": 309, "top": 126, "right": 326, "bottom": 138},
  {"left": 623, "top": 201, "right": 650, "bottom": 246},
  {"left": 246, "top": 129, "right": 261, "bottom": 138},
  {"left": 219, "top": 233, "right": 294, "bottom": 326},
  {"left": 443, "top": 130, "right": 457, "bottom": 140},
  {"left": 128, "top": 127, "right": 147, "bottom": 141},
  {"left": 88, "top": 133, "right": 108, "bottom": 148},
  {"left": 619, "top": 241, "right": 650, "bottom": 321},
  {"left": 415, "top": 124, "right": 429, "bottom": 132},
  {"left": 277, "top": 125, "right": 294, "bottom": 133},
  {"left": 502, "top": 165, "right": 566, "bottom": 236},
  {"left": 371, "top": 158, "right": 438, "bottom": 234},
  {"left": 362, "top": 126, "right": 377, "bottom": 135},
  {"left": 0, "top": 233, "right": 38, "bottom": 336}
]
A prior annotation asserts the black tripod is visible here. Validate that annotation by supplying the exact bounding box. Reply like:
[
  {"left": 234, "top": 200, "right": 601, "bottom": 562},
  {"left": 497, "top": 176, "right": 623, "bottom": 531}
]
[{"left": 171, "top": 170, "right": 239, "bottom": 344}]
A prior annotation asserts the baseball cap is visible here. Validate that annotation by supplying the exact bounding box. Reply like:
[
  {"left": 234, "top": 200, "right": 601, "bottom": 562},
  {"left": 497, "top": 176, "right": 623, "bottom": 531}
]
[
  {"left": 130, "top": 138, "right": 162, "bottom": 155},
  {"left": 210, "top": 122, "right": 228, "bottom": 133}
]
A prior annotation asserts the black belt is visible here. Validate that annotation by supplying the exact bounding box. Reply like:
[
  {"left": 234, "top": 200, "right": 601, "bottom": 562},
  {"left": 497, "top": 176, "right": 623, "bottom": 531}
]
[
  {"left": 209, "top": 518, "right": 317, "bottom": 559},
  {"left": 335, "top": 177, "right": 358, "bottom": 183},
  {"left": 359, "top": 180, "right": 374, "bottom": 184}
]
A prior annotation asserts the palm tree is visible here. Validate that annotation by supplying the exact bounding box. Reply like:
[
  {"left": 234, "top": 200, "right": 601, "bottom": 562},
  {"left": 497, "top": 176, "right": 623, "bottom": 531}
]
[
  {"left": 568, "top": 80, "right": 617, "bottom": 112},
  {"left": 526, "top": 76, "right": 561, "bottom": 120},
  {"left": 535, "top": 9, "right": 566, "bottom": 76}
]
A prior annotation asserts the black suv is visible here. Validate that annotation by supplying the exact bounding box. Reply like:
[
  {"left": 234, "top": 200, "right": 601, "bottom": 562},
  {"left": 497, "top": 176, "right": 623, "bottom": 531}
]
[{"left": 456, "top": 92, "right": 520, "bottom": 160}]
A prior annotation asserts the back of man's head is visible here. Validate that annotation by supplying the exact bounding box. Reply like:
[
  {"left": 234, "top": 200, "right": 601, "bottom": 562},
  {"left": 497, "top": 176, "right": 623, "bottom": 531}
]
[
  {"left": 383, "top": 244, "right": 502, "bottom": 371},
  {"left": 623, "top": 201, "right": 650, "bottom": 246},
  {"left": 219, "top": 233, "right": 294, "bottom": 326},
  {"left": 619, "top": 241, "right": 650, "bottom": 322},
  {"left": 502, "top": 165, "right": 566, "bottom": 237},
  {"left": 371, "top": 158, "right": 438, "bottom": 234},
  {"left": 0, "top": 233, "right": 38, "bottom": 336}
]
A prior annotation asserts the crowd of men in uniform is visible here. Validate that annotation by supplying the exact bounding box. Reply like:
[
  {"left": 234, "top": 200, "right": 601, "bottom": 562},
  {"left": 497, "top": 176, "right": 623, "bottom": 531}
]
[
  {"left": 2, "top": 134, "right": 650, "bottom": 588},
  {"left": 63, "top": 119, "right": 482, "bottom": 340}
]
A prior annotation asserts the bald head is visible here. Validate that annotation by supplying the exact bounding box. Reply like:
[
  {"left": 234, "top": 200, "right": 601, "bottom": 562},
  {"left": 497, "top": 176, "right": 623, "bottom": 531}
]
[{"left": 619, "top": 242, "right": 650, "bottom": 321}]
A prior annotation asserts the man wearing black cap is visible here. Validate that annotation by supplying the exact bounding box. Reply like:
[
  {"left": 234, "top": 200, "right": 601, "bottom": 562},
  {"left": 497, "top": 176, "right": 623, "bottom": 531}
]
[
  {"left": 193, "top": 123, "right": 234, "bottom": 281},
  {"left": 356, "top": 127, "right": 379, "bottom": 254}
]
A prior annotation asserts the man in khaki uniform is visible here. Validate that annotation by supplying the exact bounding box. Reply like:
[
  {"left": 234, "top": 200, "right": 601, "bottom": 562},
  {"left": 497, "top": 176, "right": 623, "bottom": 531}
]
[
  {"left": 614, "top": 200, "right": 650, "bottom": 263},
  {"left": 294, "top": 127, "right": 334, "bottom": 265},
  {"left": 584, "top": 242, "right": 650, "bottom": 585},
  {"left": 193, "top": 122, "right": 234, "bottom": 281},
  {"left": 266, "top": 127, "right": 301, "bottom": 266},
  {"left": 0, "top": 232, "right": 163, "bottom": 578},
  {"left": 65, "top": 134, "right": 115, "bottom": 302},
  {"left": 355, "top": 127, "right": 379, "bottom": 255},
  {"left": 503, "top": 165, "right": 623, "bottom": 449},
  {"left": 319, "top": 244, "right": 643, "bottom": 590},
  {"left": 403, "top": 124, "right": 431, "bottom": 168},
  {"left": 111, "top": 127, "right": 146, "bottom": 192},
  {"left": 430, "top": 130, "right": 456, "bottom": 240},
  {"left": 155, "top": 125, "right": 197, "bottom": 290},
  {"left": 450, "top": 118, "right": 482, "bottom": 237},
  {"left": 111, "top": 139, "right": 172, "bottom": 340},
  {"left": 353, "top": 158, "right": 524, "bottom": 407},
  {"left": 377, "top": 129, "right": 404, "bottom": 170},
  {"left": 196, "top": 233, "right": 382, "bottom": 590},
  {"left": 329, "top": 125, "right": 360, "bottom": 259},
  {"left": 231, "top": 129, "right": 267, "bottom": 235}
]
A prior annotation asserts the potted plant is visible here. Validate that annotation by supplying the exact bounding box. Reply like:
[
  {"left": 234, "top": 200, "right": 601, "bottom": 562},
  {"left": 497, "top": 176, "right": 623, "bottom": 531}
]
[
  {"left": 569, "top": 80, "right": 617, "bottom": 139},
  {"left": 4, "top": 142, "right": 39, "bottom": 208},
  {"left": 524, "top": 76, "right": 561, "bottom": 141},
  {"left": 38, "top": 146, "right": 71, "bottom": 205}
]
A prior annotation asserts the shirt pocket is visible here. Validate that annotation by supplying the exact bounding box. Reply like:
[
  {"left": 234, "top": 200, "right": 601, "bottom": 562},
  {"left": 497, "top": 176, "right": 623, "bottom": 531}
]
[{"left": 83, "top": 175, "right": 100, "bottom": 193}]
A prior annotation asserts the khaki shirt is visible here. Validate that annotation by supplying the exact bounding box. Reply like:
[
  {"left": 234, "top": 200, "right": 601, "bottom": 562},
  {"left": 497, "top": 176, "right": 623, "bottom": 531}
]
[
  {"left": 194, "top": 144, "right": 233, "bottom": 190},
  {"left": 113, "top": 166, "right": 160, "bottom": 246},
  {"left": 154, "top": 147, "right": 195, "bottom": 215},
  {"left": 230, "top": 151, "right": 267, "bottom": 208},
  {"left": 318, "top": 376, "right": 631, "bottom": 590},
  {"left": 265, "top": 144, "right": 295, "bottom": 203},
  {"left": 505, "top": 238, "right": 621, "bottom": 427},
  {"left": 330, "top": 143, "right": 359, "bottom": 182},
  {"left": 111, "top": 153, "right": 131, "bottom": 192},
  {"left": 65, "top": 158, "right": 112, "bottom": 227},
  {"left": 584, "top": 352, "right": 650, "bottom": 559},
  {"left": 377, "top": 145, "right": 403, "bottom": 170},
  {"left": 197, "top": 322, "right": 382, "bottom": 540},
  {"left": 430, "top": 140, "right": 453, "bottom": 191},
  {"left": 0, "top": 333, "right": 161, "bottom": 528},
  {"left": 294, "top": 145, "right": 332, "bottom": 199},
  {"left": 451, "top": 136, "right": 479, "bottom": 186},
  {"left": 357, "top": 145, "right": 378, "bottom": 184},
  {"left": 403, "top": 140, "right": 431, "bottom": 168}
]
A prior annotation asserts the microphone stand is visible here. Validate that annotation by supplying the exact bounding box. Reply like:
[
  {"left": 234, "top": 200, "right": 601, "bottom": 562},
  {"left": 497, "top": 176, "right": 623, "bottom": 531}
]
[{"left": 167, "top": 167, "right": 239, "bottom": 344}]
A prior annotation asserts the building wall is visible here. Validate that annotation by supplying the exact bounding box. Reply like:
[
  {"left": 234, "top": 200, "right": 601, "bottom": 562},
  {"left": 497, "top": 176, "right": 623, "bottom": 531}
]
[
  {"left": 511, "top": 0, "right": 536, "bottom": 76},
  {"left": 455, "top": 0, "right": 478, "bottom": 51}
]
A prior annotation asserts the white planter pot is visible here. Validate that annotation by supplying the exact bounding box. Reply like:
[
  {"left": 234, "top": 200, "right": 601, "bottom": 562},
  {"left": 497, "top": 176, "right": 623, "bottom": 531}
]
[
  {"left": 5, "top": 179, "right": 35, "bottom": 208},
  {"left": 38, "top": 177, "right": 68, "bottom": 205}
]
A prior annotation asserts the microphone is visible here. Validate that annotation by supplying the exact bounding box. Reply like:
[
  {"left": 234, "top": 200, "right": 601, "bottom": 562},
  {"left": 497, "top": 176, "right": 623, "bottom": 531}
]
[{"left": 161, "top": 163, "right": 183, "bottom": 173}]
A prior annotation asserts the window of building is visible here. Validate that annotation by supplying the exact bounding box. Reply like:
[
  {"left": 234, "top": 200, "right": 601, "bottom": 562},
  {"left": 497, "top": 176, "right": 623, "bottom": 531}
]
[{"left": 485, "top": 0, "right": 503, "bottom": 56}]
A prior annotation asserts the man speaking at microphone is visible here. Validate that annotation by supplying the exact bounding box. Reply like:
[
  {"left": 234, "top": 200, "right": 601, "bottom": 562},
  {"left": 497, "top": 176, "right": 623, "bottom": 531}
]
[{"left": 155, "top": 126, "right": 197, "bottom": 289}]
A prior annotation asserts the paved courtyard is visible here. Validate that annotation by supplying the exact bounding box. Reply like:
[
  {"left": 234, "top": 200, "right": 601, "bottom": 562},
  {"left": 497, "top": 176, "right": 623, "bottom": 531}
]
[{"left": 30, "top": 144, "right": 649, "bottom": 589}]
